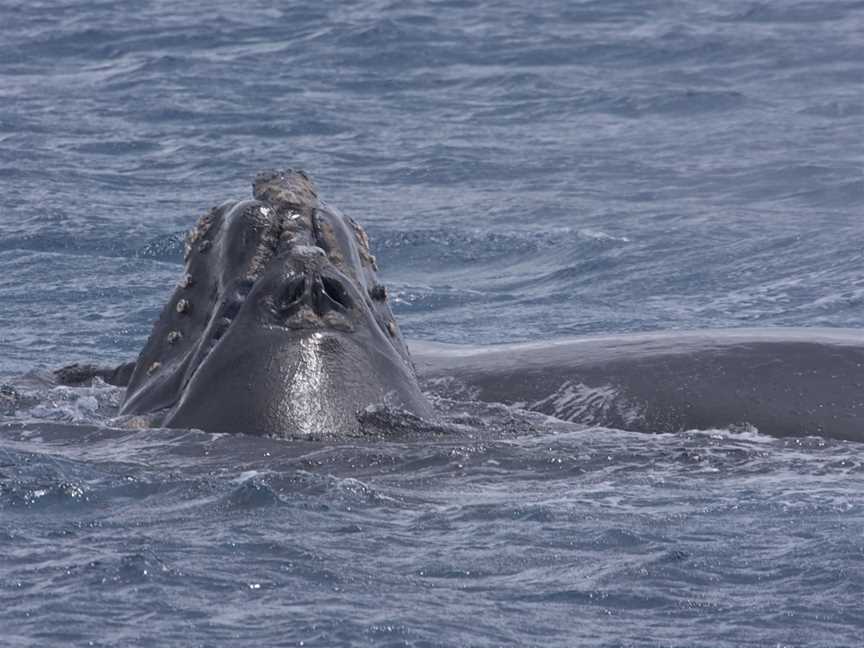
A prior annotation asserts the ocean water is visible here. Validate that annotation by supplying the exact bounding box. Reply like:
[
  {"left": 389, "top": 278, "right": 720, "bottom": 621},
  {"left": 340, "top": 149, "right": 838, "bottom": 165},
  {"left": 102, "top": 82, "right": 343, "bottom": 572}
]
[{"left": 1, "top": 0, "right": 863, "bottom": 645}]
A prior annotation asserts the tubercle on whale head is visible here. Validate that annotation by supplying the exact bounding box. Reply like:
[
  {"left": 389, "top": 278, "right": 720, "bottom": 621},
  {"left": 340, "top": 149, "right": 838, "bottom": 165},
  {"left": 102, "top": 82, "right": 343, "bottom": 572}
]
[{"left": 119, "top": 169, "right": 427, "bottom": 435}]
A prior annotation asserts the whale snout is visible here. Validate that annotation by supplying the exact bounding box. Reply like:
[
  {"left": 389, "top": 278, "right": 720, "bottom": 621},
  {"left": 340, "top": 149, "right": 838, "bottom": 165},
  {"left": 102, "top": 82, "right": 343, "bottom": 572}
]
[
  {"left": 269, "top": 267, "right": 356, "bottom": 331},
  {"left": 119, "top": 169, "right": 429, "bottom": 436}
]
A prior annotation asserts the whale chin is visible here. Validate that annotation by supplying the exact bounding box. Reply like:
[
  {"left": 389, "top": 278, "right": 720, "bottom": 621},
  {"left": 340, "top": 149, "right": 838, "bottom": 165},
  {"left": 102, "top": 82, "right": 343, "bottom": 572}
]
[{"left": 163, "top": 322, "right": 430, "bottom": 438}]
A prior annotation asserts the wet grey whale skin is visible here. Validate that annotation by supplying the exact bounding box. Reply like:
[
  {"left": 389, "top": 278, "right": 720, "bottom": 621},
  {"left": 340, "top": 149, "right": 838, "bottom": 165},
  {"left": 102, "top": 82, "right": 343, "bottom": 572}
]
[
  {"left": 60, "top": 171, "right": 864, "bottom": 441},
  {"left": 117, "top": 170, "right": 432, "bottom": 437},
  {"left": 412, "top": 328, "right": 864, "bottom": 442}
]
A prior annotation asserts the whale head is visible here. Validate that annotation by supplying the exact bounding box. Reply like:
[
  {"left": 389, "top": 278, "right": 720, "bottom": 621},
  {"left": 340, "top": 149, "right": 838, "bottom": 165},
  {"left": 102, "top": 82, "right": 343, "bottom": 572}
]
[{"left": 120, "top": 170, "right": 431, "bottom": 437}]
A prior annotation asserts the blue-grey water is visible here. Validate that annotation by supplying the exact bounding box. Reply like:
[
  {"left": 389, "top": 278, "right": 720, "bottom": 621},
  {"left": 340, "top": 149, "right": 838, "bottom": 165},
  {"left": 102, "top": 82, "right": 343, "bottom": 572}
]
[{"left": 1, "top": 1, "right": 863, "bottom": 645}]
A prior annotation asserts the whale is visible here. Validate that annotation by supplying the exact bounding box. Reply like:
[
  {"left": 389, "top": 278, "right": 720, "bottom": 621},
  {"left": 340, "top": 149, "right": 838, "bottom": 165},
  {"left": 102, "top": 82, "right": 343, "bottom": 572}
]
[
  {"left": 412, "top": 328, "right": 864, "bottom": 441},
  {"left": 111, "top": 170, "right": 432, "bottom": 437},
  {"left": 55, "top": 171, "right": 864, "bottom": 441}
]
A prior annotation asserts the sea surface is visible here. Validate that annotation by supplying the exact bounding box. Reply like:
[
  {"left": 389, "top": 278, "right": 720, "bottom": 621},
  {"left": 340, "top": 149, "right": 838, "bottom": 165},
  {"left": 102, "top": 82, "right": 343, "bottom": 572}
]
[{"left": 1, "top": 0, "right": 863, "bottom": 646}]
